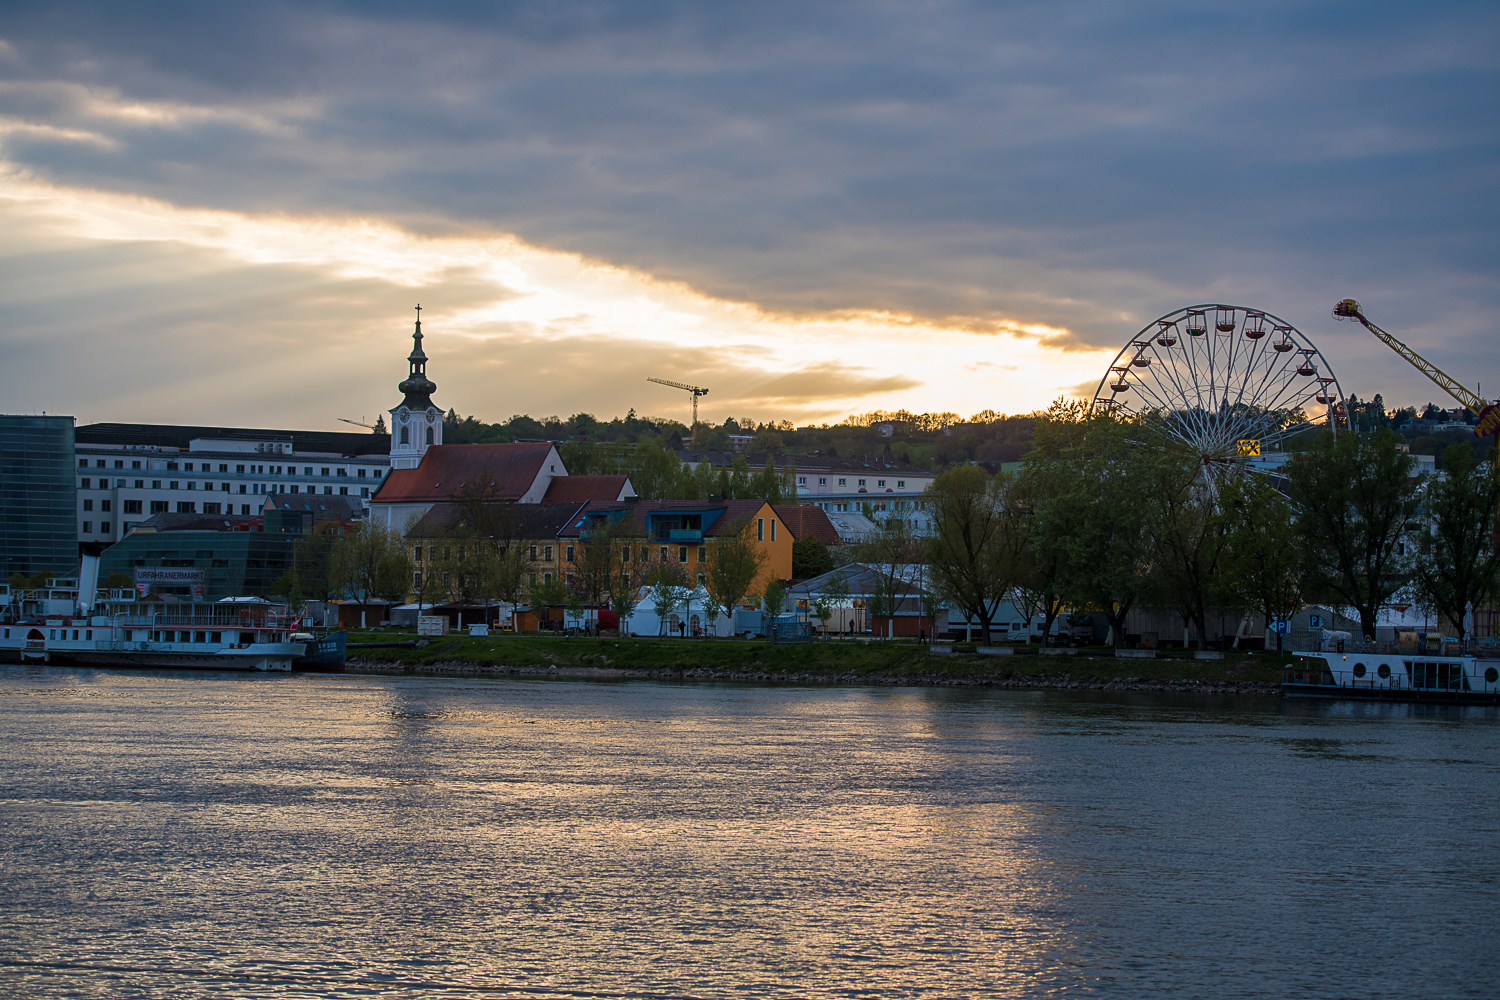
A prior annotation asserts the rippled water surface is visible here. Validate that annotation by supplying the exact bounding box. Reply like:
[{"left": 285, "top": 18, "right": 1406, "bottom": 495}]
[{"left": 1, "top": 665, "right": 1497, "bottom": 998}]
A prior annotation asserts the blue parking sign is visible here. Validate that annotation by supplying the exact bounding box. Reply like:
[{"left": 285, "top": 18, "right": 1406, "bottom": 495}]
[{"left": 1308, "top": 614, "right": 1321, "bottom": 629}]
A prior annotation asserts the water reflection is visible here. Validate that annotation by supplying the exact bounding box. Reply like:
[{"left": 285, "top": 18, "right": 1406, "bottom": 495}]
[{"left": 0, "top": 667, "right": 1495, "bottom": 997}]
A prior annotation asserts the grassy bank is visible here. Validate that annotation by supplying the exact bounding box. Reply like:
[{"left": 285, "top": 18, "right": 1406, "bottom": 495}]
[{"left": 343, "top": 631, "right": 1291, "bottom": 687}]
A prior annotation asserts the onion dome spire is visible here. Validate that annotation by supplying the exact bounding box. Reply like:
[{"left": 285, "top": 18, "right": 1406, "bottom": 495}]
[{"left": 397, "top": 304, "right": 437, "bottom": 409}]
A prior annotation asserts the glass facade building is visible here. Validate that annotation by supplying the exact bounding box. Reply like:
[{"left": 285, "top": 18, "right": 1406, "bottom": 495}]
[
  {"left": 0, "top": 415, "right": 78, "bottom": 579},
  {"left": 96, "top": 528, "right": 296, "bottom": 600}
]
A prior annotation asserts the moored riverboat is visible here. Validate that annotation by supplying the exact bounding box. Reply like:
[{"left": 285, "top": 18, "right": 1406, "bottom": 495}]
[
  {"left": 1285, "top": 645, "right": 1500, "bottom": 704},
  {"left": 0, "top": 597, "right": 346, "bottom": 672}
]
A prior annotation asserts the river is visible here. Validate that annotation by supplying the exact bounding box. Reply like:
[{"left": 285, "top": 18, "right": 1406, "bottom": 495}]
[{"left": 0, "top": 665, "right": 1495, "bottom": 998}]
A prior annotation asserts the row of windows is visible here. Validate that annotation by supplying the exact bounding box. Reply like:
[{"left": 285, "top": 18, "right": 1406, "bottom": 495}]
[
  {"left": 79, "top": 458, "right": 381, "bottom": 478},
  {"left": 796, "top": 476, "right": 907, "bottom": 489},
  {"left": 79, "top": 478, "right": 364, "bottom": 498}
]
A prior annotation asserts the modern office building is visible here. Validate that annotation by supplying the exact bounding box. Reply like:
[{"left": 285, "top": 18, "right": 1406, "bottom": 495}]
[{"left": 0, "top": 414, "right": 78, "bottom": 580}]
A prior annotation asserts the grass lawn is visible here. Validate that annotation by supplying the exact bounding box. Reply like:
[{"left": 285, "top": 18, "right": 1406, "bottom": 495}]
[{"left": 342, "top": 630, "right": 1292, "bottom": 684}]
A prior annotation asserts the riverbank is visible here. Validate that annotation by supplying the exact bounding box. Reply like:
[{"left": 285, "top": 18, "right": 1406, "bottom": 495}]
[{"left": 343, "top": 633, "right": 1287, "bottom": 694}]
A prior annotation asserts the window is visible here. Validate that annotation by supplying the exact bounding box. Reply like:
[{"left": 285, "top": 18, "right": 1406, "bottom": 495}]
[
  {"left": 78, "top": 459, "right": 88, "bottom": 468},
  {"left": 678, "top": 545, "right": 688, "bottom": 563},
  {"left": 187, "top": 482, "right": 195, "bottom": 490},
  {"left": 290, "top": 485, "right": 299, "bottom": 494},
  {"left": 167, "top": 462, "right": 178, "bottom": 471},
  {"left": 304, "top": 467, "right": 313, "bottom": 475},
  {"left": 544, "top": 545, "right": 553, "bottom": 561},
  {"left": 114, "top": 460, "right": 123, "bottom": 469},
  {"left": 169, "top": 481, "right": 179, "bottom": 490},
  {"left": 414, "top": 545, "right": 422, "bottom": 561},
  {"left": 221, "top": 483, "right": 229, "bottom": 492},
  {"left": 622, "top": 547, "right": 631, "bottom": 562},
  {"left": 659, "top": 546, "right": 668, "bottom": 562},
  {"left": 425, "top": 428, "right": 434, "bottom": 445},
  {"left": 236, "top": 464, "right": 245, "bottom": 473},
  {"left": 203, "top": 503, "right": 221, "bottom": 515},
  {"left": 877, "top": 480, "right": 885, "bottom": 487},
  {"left": 150, "top": 501, "right": 168, "bottom": 513},
  {"left": 566, "top": 545, "right": 576, "bottom": 562},
  {"left": 177, "top": 502, "right": 195, "bottom": 514},
  {"left": 818, "top": 477, "right": 827, "bottom": 486},
  {"left": 400, "top": 426, "right": 409, "bottom": 445},
  {"left": 337, "top": 468, "right": 347, "bottom": 477},
  {"left": 414, "top": 571, "right": 423, "bottom": 589},
  {"left": 858, "top": 479, "right": 866, "bottom": 487},
  {"left": 238, "top": 485, "right": 246, "bottom": 494},
  {"left": 770, "top": 519, "right": 777, "bottom": 542},
  {"left": 357, "top": 468, "right": 366, "bottom": 478},
  {"left": 897, "top": 480, "right": 905, "bottom": 489},
  {"left": 82, "top": 521, "right": 92, "bottom": 533},
  {"left": 124, "top": 500, "right": 142, "bottom": 514},
  {"left": 220, "top": 464, "right": 229, "bottom": 473},
  {"left": 152, "top": 480, "right": 161, "bottom": 489},
  {"left": 131, "top": 460, "right": 140, "bottom": 470},
  {"left": 529, "top": 545, "right": 538, "bottom": 560},
  {"left": 798, "top": 477, "right": 806, "bottom": 485},
  {"left": 81, "top": 478, "right": 91, "bottom": 489},
  {"left": 374, "top": 470, "right": 382, "bottom": 479},
  {"left": 838, "top": 478, "right": 846, "bottom": 486},
  {"left": 83, "top": 499, "right": 93, "bottom": 511},
  {"left": 361, "top": 487, "right": 369, "bottom": 498},
  {"left": 757, "top": 518, "right": 764, "bottom": 541},
  {"left": 697, "top": 546, "right": 707, "bottom": 563},
  {"left": 240, "top": 505, "right": 250, "bottom": 515},
  {"left": 185, "top": 463, "right": 194, "bottom": 472},
  {"left": 324, "top": 486, "right": 333, "bottom": 494},
  {"left": 321, "top": 468, "right": 330, "bottom": 476},
  {"left": 640, "top": 546, "right": 650, "bottom": 562},
  {"left": 101, "top": 522, "right": 111, "bottom": 534},
  {"left": 339, "top": 486, "right": 348, "bottom": 496}
]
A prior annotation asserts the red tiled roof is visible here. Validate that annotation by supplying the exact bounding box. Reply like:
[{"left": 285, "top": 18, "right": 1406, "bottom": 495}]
[
  {"left": 773, "top": 505, "right": 842, "bottom": 546},
  {"left": 542, "top": 475, "right": 632, "bottom": 504},
  {"left": 371, "top": 443, "right": 555, "bottom": 504}
]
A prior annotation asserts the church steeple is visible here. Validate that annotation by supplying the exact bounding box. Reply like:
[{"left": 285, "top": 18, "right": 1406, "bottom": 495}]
[
  {"left": 397, "top": 304, "right": 438, "bottom": 409},
  {"left": 389, "top": 305, "right": 442, "bottom": 469}
]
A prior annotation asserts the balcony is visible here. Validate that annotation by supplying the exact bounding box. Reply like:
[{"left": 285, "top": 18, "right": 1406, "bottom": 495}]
[{"left": 655, "top": 528, "right": 703, "bottom": 542}]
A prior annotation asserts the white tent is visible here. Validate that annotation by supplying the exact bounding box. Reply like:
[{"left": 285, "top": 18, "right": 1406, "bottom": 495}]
[{"left": 619, "top": 584, "right": 736, "bottom": 638}]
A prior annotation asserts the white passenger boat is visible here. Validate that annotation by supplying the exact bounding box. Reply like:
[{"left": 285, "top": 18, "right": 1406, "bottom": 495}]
[
  {"left": 0, "top": 597, "right": 312, "bottom": 671},
  {"left": 1285, "top": 643, "right": 1500, "bottom": 704}
]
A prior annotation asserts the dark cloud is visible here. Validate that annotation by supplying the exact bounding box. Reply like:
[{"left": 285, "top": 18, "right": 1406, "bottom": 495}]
[{"left": 0, "top": 1, "right": 1496, "bottom": 406}]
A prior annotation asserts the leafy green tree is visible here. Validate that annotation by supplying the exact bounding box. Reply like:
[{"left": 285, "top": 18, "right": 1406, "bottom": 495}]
[
  {"left": 331, "top": 520, "right": 408, "bottom": 605},
  {"left": 1413, "top": 443, "right": 1500, "bottom": 642},
  {"left": 1023, "top": 400, "right": 1154, "bottom": 648},
  {"left": 292, "top": 520, "right": 343, "bottom": 608},
  {"left": 528, "top": 576, "right": 568, "bottom": 632},
  {"left": 609, "top": 573, "right": 640, "bottom": 635},
  {"left": 646, "top": 559, "right": 690, "bottom": 635},
  {"left": 854, "top": 517, "right": 925, "bottom": 639},
  {"left": 8, "top": 572, "right": 28, "bottom": 592},
  {"left": 271, "top": 570, "right": 304, "bottom": 611},
  {"left": 1143, "top": 448, "right": 1230, "bottom": 648},
  {"left": 1286, "top": 429, "right": 1421, "bottom": 640},
  {"left": 792, "top": 537, "right": 834, "bottom": 579},
  {"left": 705, "top": 518, "right": 766, "bottom": 623},
  {"left": 493, "top": 542, "right": 529, "bottom": 631},
  {"left": 1212, "top": 473, "right": 1303, "bottom": 653},
  {"left": 924, "top": 465, "right": 1026, "bottom": 644},
  {"left": 761, "top": 576, "right": 789, "bottom": 619},
  {"left": 101, "top": 571, "right": 133, "bottom": 591}
]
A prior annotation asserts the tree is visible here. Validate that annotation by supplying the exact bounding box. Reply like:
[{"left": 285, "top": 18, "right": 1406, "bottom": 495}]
[
  {"left": 330, "top": 521, "right": 408, "bottom": 604},
  {"left": 924, "top": 465, "right": 1024, "bottom": 644},
  {"left": 101, "top": 571, "right": 133, "bottom": 591},
  {"left": 493, "top": 543, "right": 529, "bottom": 631},
  {"left": 1286, "top": 429, "right": 1421, "bottom": 640},
  {"left": 1143, "top": 448, "right": 1230, "bottom": 648},
  {"left": 1022, "top": 400, "right": 1154, "bottom": 649},
  {"left": 705, "top": 518, "right": 767, "bottom": 624},
  {"left": 293, "top": 520, "right": 343, "bottom": 609},
  {"left": 576, "top": 523, "right": 616, "bottom": 605},
  {"left": 529, "top": 576, "right": 568, "bottom": 632},
  {"left": 271, "top": 570, "right": 304, "bottom": 611},
  {"left": 1212, "top": 473, "right": 1303, "bottom": 653},
  {"left": 609, "top": 573, "right": 639, "bottom": 635},
  {"left": 646, "top": 559, "right": 689, "bottom": 636},
  {"left": 1413, "top": 443, "right": 1500, "bottom": 643},
  {"left": 792, "top": 536, "right": 834, "bottom": 580},
  {"left": 855, "top": 517, "right": 926, "bottom": 639},
  {"left": 761, "top": 576, "right": 789, "bottom": 622},
  {"left": 821, "top": 569, "right": 851, "bottom": 634}
]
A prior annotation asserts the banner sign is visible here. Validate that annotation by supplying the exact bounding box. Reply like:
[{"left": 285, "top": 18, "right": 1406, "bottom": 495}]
[
  {"left": 1236, "top": 439, "right": 1261, "bottom": 457},
  {"left": 1476, "top": 403, "right": 1500, "bottom": 438},
  {"left": 134, "top": 568, "right": 207, "bottom": 586}
]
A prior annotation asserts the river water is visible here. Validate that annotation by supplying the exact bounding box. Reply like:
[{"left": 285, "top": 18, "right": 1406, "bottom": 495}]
[{"left": 0, "top": 666, "right": 1495, "bottom": 998}]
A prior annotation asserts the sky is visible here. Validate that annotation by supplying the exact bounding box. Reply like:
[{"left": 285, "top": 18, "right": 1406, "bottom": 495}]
[{"left": 0, "top": 1, "right": 1495, "bottom": 432}]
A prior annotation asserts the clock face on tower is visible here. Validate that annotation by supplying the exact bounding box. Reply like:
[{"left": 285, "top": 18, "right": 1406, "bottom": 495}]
[{"left": 399, "top": 407, "right": 410, "bottom": 421}]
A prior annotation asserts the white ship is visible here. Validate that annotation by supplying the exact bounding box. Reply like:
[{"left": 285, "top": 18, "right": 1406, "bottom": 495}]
[{"left": 1285, "top": 638, "right": 1500, "bottom": 704}]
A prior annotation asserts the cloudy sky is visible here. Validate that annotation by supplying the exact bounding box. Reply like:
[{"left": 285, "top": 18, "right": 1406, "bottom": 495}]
[{"left": 1, "top": 2, "right": 1495, "bottom": 431}]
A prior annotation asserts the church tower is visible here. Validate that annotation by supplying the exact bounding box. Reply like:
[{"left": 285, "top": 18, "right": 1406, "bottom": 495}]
[{"left": 389, "top": 305, "right": 442, "bottom": 470}]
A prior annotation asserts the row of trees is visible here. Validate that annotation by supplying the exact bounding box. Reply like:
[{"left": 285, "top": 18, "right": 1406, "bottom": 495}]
[{"left": 922, "top": 401, "right": 1500, "bottom": 647}]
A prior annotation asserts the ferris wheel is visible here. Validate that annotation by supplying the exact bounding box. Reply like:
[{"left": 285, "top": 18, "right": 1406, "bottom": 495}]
[{"left": 1091, "top": 304, "right": 1345, "bottom": 470}]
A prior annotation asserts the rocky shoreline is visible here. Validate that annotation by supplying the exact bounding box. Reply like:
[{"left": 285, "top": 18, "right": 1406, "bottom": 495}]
[{"left": 344, "top": 657, "right": 1281, "bottom": 695}]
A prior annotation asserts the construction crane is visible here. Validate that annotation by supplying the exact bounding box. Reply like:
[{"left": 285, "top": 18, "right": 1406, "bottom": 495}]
[
  {"left": 338, "top": 417, "right": 376, "bottom": 430},
  {"left": 646, "top": 377, "right": 709, "bottom": 430},
  {"left": 1333, "top": 298, "right": 1499, "bottom": 481}
]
